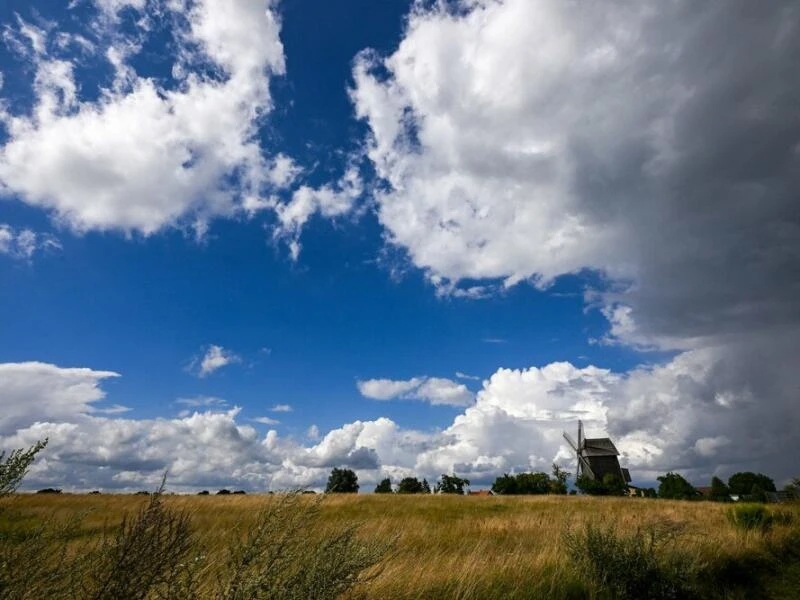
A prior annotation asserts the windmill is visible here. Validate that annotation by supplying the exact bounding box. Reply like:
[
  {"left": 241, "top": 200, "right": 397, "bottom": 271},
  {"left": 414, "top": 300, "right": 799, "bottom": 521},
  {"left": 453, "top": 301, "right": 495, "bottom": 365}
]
[{"left": 562, "top": 420, "right": 631, "bottom": 484}]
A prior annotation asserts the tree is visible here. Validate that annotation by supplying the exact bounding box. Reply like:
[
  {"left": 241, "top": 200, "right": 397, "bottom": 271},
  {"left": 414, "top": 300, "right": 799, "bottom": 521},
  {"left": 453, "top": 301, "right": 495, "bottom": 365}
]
[
  {"left": 374, "top": 478, "right": 392, "bottom": 494},
  {"left": 397, "top": 477, "right": 425, "bottom": 494},
  {"left": 0, "top": 438, "right": 47, "bottom": 497},
  {"left": 421, "top": 478, "right": 431, "bottom": 494},
  {"left": 516, "top": 472, "right": 552, "bottom": 494},
  {"left": 576, "top": 473, "right": 627, "bottom": 496},
  {"left": 657, "top": 472, "right": 698, "bottom": 500},
  {"left": 550, "top": 464, "right": 570, "bottom": 495},
  {"left": 326, "top": 468, "right": 359, "bottom": 493},
  {"left": 435, "top": 473, "right": 470, "bottom": 494},
  {"left": 728, "top": 472, "right": 776, "bottom": 501},
  {"left": 709, "top": 476, "right": 731, "bottom": 502},
  {"left": 491, "top": 474, "right": 518, "bottom": 495}
]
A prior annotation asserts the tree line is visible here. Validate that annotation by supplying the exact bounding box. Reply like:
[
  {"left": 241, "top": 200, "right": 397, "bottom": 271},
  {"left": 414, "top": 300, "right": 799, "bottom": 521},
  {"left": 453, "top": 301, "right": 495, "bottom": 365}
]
[{"left": 326, "top": 465, "right": 799, "bottom": 502}]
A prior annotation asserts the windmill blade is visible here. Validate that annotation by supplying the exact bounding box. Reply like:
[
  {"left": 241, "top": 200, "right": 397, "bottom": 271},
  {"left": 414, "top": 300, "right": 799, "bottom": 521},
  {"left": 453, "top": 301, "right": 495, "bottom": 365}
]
[
  {"left": 562, "top": 432, "right": 579, "bottom": 452},
  {"left": 578, "top": 420, "right": 584, "bottom": 449},
  {"left": 578, "top": 455, "right": 595, "bottom": 480}
]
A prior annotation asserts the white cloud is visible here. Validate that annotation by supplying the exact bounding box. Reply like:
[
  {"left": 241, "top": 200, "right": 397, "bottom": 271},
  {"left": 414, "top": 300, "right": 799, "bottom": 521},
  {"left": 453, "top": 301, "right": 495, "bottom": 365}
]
[
  {"left": 0, "top": 1, "right": 288, "bottom": 236},
  {"left": 194, "top": 345, "right": 241, "bottom": 378},
  {"left": 345, "top": 0, "right": 800, "bottom": 485},
  {"left": 357, "top": 377, "right": 423, "bottom": 401},
  {"left": 0, "top": 362, "right": 120, "bottom": 434},
  {"left": 269, "top": 403, "right": 292, "bottom": 413},
  {"left": 0, "top": 223, "right": 61, "bottom": 260},
  {"left": 357, "top": 376, "right": 473, "bottom": 407},
  {"left": 273, "top": 166, "right": 363, "bottom": 260},
  {"left": 350, "top": 0, "right": 800, "bottom": 347},
  {"left": 2, "top": 358, "right": 798, "bottom": 492},
  {"left": 455, "top": 371, "right": 480, "bottom": 381},
  {"left": 252, "top": 416, "right": 280, "bottom": 425},
  {"left": 93, "top": 0, "right": 147, "bottom": 19},
  {"left": 176, "top": 395, "right": 227, "bottom": 408}
]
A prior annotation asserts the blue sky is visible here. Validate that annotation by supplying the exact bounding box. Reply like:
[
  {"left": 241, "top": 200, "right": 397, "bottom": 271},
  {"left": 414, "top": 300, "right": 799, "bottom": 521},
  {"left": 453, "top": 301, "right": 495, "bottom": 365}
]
[{"left": 1, "top": 0, "right": 798, "bottom": 492}]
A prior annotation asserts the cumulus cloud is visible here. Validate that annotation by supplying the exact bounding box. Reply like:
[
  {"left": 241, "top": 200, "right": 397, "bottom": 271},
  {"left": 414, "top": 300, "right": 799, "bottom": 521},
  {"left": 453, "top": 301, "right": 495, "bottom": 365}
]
[
  {"left": 0, "top": 362, "right": 120, "bottom": 434},
  {"left": 0, "top": 361, "right": 416, "bottom": 491},
  {"left": 347, "top": 0, "right": 800, "bottom": 482},
  {"left": 0, "top": 223, "right": 60, "bottom": 260},
  {"left": 358, "top": 376, "right": 474, "bottom": 407},
  {"left": 269, "top": 403, "right": 292, "bottom": 413},
  {"left": 0, "top": 1, "right": 288, "bottom": 235},
  {"left": 2, "top": 359, "right": 798, "bottom": 491}
]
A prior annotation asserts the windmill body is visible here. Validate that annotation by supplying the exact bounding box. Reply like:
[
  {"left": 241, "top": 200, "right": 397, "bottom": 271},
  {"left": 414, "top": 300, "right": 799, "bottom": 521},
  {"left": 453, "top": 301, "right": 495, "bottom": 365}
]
[{"left": 563, "top": 421, "right": 631, "bottom": 484}]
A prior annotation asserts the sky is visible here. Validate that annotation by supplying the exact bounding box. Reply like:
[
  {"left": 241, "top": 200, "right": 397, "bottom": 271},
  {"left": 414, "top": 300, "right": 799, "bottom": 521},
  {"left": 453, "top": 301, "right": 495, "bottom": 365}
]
[{"left": 1, "top": 0, "right": 798, "bottom": 493}]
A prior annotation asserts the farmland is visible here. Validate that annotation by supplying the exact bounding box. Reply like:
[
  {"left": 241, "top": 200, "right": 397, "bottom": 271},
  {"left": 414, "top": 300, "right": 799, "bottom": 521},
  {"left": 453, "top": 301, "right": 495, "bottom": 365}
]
[{"left": 2, "top": 493, "right": 799, "bottom": 599}]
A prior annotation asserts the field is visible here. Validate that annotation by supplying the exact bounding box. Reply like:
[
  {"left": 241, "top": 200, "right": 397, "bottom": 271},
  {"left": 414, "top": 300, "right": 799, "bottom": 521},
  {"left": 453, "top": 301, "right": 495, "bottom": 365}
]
[{"left": 2, "top": 493, "right": 799, "bottom": 599}]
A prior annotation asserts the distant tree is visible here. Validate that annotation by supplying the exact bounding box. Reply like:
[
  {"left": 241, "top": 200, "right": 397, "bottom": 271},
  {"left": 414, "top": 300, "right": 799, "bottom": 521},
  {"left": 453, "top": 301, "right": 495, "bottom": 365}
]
[
  {"left": 374, "top": 478, "right": 392, "bottom": 494},
  {"left": 784, "top": 477, "right": 800, "bottom": 496},
  {"left": 492, "top": 471, "right": 564, "bottom": 495},
  {"left": 421, "top": 478, "right": 431, "bottom": 494},
  {"left": 550, "top": 464, "right": 570, "bottom": 495},
  {"left": 728, "top": 472, "right": 776, "bottom": 501},
  {"left": 709, "top": 476, "right": 731, "bottom": 502},
  {"left": 491, "top": 474, "right": 518, "bottom": 495},
  {"left": 232, "top": 490, "right": 246, "bottom": 495},
  {"left": 326, "top": 468, "right": 359, "bottom": 493},
  {"left": 397, "top": 477, "right": 426, "bottom": 494},
  {"left": 435, "top": 473, "right": 470, "bottom": 495},
  {"left": 0, "top": 438, "right": 47, "bottom": 497},
  {"left": 36, "top": 488, "right": 62, "bottom": 494},
  {"left": 197, "top": 490, "right": 210, "bottom": 495},
  {"left": 657, "top": 472, "right": 698, "bottom": 500},
  {"left": 576, "top": 473, "right": 627, "bottom": 496},
  {"left": 643, "top": 487, "right": 658, "bottom": 498},
  {"left": 217, "top": 489, "right": 231, "bottom": 495},
  {"left": 517, "top": 472, "right": 552, "bottom": 494}
]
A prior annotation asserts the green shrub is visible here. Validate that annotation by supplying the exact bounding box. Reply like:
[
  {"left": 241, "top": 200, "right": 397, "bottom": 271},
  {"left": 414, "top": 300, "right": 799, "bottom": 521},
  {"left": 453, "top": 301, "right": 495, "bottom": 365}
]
[
  {"left": 564, "top": 520, "right": 697, "bottom": 599},
  {"left": 728, "top": 504, "right": 774, "bottom": 532}
]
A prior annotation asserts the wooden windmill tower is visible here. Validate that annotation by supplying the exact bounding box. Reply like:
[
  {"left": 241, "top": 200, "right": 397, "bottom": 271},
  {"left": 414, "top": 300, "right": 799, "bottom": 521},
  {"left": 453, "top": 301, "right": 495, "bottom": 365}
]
[{"left": 562, "top": 420, "right": 631, "bottom": 484}]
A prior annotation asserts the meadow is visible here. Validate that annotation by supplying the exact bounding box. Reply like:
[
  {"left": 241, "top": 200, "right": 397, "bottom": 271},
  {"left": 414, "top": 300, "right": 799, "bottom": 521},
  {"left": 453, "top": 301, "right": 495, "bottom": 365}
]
[{"left": 2, "top": 492, "right": 799, "bottom": 599}]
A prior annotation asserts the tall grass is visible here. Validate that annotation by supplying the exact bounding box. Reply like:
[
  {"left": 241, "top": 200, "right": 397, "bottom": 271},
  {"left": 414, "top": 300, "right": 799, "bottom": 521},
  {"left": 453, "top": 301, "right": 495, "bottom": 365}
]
[{"left": 2, "top": 493, "right": 798, "bottom": 599}]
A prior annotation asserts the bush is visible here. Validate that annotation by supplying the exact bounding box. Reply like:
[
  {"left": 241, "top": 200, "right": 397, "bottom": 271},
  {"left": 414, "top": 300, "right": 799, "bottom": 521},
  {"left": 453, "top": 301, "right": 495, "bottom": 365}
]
[
  {"left": 217, "top": 491, "right": 391, "bottom": 599},
  {"left": 36, "top": 488, "right": 63, "bottom": 494},
  {"left": 564, "top": 520, "right": 697, "bottom": 599},
  {"left": 81, "top": 480, "right": 197, "bottom": 600},
  {"left": 0, "top": 439, "right": 48, "bottom": 497},
  {"left": 728, "top": 505, "right": 775, "bottom": 532}
]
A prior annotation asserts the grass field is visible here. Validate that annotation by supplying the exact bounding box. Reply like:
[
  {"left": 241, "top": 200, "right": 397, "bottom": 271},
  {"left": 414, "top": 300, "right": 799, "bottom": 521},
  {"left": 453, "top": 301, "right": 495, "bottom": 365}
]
[{"left": 2, "top": 493, "right": 799, "bottom": 599}]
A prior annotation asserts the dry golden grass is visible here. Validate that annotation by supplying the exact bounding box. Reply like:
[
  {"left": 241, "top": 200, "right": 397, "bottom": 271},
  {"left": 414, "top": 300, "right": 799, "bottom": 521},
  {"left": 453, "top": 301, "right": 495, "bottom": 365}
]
[{"left": 4, "top": 493, "right": 799, "bottom": 599}]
